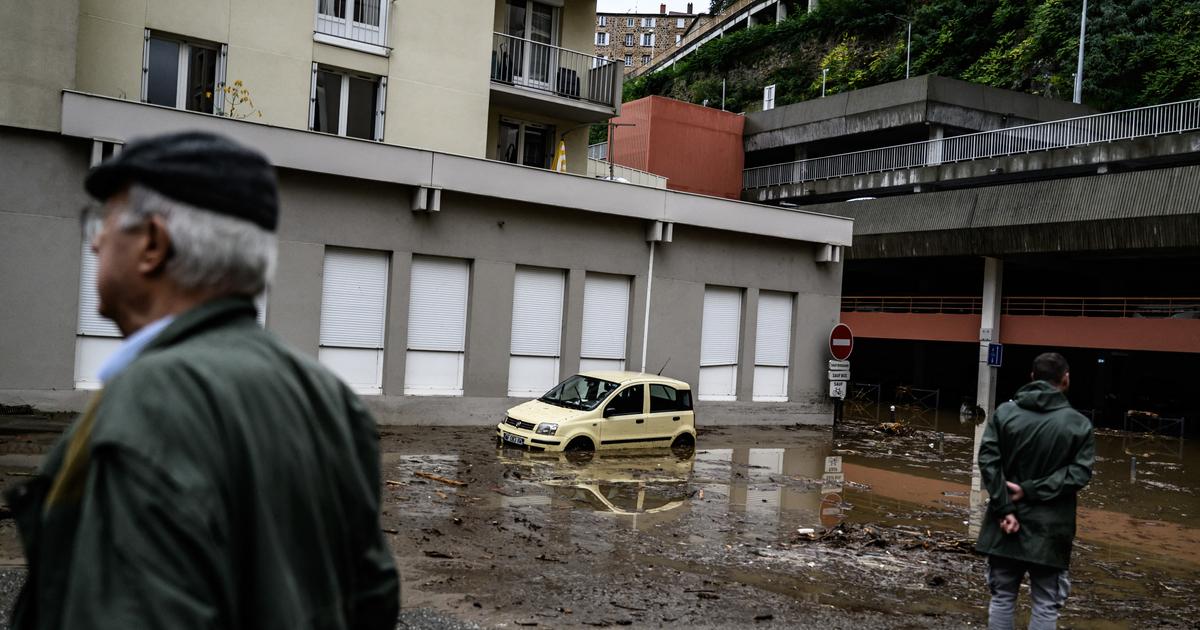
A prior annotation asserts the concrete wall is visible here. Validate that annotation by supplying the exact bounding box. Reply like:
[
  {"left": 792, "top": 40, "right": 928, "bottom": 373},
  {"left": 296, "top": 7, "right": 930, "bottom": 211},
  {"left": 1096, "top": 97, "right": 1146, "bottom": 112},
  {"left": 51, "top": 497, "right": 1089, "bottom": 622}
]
[
  {"left": 0, "top": 130, "right": 842, "bottom": 424},
  {"left": 0, "top": 0, "right": 79, "bottom": 132}
]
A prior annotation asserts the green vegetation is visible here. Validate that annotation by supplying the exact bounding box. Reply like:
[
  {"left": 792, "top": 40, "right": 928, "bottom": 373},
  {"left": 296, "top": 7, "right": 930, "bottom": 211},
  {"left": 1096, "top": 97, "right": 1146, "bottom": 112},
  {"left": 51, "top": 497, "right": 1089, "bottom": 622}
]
[{"left": 624, "top": 0, "right": 1200, "bottom": 113}]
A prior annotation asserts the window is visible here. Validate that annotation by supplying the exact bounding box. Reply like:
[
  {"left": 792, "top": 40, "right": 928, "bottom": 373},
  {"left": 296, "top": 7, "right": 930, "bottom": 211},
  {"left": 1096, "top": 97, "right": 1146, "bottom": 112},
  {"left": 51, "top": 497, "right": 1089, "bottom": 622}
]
[
  {"left": 142, "top": 31, "right": 226, "bottom": 114},
  {"left": 580, "top": 273, "right": 630, "bottom": 372},
  {"left": 406, "top": 256, "right": 470, "bottom": 396},
  {"left": 624, "top": 54, "right": 632, "bottom": 66},
  {"left": 677, "top": 17, "right": 686, "bottom": 28},
  {"left": 315, "top": 0, "right": 389, "bottom": 49},
  {"left": 540, "top": 374, "right": 620, "bottom": 411},
  {"left": 650, "top": 384, "right": 693, "bottom": 412},
  {"left": 626, "top": 17, "right": 634, "bottom": 27},
  {"left": 508, "top": 266, "right": 566, "bottom": 397},
  {"left": 676, "top": 34, "right": 683, "bottom": 46},
  {"left": 753, "top": 291, "right": 793, "bottom": 401},
  {"left": 641, "top": 17, "right": 656, "bottom": 27},
  {"left": 596, "top": 32, "right": 609, "bottom": 45},
  {"left": 598, "top": 15, "right": 608, "bottom": 26},
  {"left": 699, "top": 285, "right": 742, "bottom": 401},
  {"left": 624, "top": 33, "right": 634, "bottom": 47},
  {"left": 310, "top": 64, "right": 386, "bottom": 141},
  {"left": 763, "top": 84, "right": 776, "bottom": 111},
  {"left": 497, "top": 118, "right": 554, "bottom": 169},
  {"left": 319, "top": 247, "right": 390, "bottom": 395},
  {"left": 641, "top": 55, "right": 650, "bottom": 65},
  {"left": 607, "top": 385, "right": 644, "bottom": 416},
  {"left": 641, "top": 33, "right": 655, "bottom": 47}
]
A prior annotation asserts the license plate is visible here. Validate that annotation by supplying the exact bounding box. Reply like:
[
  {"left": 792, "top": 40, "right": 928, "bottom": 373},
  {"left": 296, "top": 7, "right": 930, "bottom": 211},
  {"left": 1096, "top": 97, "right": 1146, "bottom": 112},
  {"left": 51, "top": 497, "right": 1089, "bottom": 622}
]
[{"left": 502, "top": 432, "right": 526, "bottom": 446}]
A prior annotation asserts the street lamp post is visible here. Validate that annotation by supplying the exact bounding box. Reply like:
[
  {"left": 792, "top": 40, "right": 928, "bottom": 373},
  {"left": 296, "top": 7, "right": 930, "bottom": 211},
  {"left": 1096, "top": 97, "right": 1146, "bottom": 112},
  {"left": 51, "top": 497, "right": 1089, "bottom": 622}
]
[
  {"left": 1073, "top": 0, "right": 1088, "bottom": 104},
  {"left": 821, "top": 68, "right": 828, "bottom": 97},
  {"left": 887, "top": 14, "right": 913, "bottom": 79}
]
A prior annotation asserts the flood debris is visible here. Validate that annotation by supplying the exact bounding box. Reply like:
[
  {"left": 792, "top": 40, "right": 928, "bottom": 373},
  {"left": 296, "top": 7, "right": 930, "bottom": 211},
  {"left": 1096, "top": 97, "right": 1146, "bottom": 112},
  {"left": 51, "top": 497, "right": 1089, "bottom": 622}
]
[
  {"left": 415, "top": 471, "right": 467, "bottom": 487},
  {"left": 792, "top": 523, "right": 975, "bottom": 554}
]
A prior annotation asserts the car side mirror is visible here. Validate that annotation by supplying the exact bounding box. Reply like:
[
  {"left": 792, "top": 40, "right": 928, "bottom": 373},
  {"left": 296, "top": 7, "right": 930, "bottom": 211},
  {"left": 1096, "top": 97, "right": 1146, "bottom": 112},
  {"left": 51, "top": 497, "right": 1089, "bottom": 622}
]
[{"left": 603, "top": 406, "right": 616, "bottom": 418}]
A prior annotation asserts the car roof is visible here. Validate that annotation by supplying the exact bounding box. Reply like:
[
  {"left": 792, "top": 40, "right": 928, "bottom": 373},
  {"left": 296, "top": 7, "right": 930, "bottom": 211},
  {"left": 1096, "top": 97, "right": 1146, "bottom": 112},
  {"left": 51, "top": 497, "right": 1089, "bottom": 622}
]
[{"left": 577, "top": 370, "right": 692, "bottom": 389}]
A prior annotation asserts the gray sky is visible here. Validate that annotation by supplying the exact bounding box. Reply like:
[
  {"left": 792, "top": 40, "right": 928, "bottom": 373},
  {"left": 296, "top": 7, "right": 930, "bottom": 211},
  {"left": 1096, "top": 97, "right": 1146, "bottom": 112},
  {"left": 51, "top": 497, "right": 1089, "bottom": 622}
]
[{"left": 596, "top": 1, "right": 699, "bottom": 14}]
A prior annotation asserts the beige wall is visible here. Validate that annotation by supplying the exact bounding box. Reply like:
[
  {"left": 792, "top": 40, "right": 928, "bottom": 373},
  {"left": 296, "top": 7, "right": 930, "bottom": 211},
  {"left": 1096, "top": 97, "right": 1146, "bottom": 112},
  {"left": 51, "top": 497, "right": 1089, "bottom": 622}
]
[{"left": 0, "top": 0, "right": 79, "bottom": 132}]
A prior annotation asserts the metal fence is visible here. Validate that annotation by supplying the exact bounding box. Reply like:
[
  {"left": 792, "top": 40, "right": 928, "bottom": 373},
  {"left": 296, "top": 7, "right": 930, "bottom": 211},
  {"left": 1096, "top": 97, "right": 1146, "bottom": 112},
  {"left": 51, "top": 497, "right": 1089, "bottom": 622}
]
[
  {"left": 743, "top": 97, "right": 1200, "bottom": 189},
  {"left": 841, "top": 296, "right": 1200, "bottom": 319},
  {"left": 588, "top": 142, "right": 608, "bottom": 161},
  {"left": 491, "top": 33, "right": 620, "bottom": 109}
]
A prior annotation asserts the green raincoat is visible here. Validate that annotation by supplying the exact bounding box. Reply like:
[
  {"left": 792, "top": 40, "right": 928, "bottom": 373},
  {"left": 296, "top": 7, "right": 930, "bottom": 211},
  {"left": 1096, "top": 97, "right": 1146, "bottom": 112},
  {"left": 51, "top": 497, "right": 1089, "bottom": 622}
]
[
  {"left": 6, "top": 298, "right": 399, "bottom": 629},
  {"left": 975, "top": 380, "right": 1096, "bottom": 570}
]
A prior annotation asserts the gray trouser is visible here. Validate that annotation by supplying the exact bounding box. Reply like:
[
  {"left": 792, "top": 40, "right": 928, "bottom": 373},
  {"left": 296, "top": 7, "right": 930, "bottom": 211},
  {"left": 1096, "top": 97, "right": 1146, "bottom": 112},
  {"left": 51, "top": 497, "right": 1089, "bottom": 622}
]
[{"left": 986, "top": 556, "right": 1071, "bottom": 630}]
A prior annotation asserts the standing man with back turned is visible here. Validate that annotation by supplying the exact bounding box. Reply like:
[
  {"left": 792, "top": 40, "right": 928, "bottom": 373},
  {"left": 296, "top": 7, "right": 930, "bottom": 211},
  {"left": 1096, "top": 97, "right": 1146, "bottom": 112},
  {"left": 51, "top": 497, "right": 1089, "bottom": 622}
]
[
  {"left": 6, "top": 131, "right": 399, "bottom": 629},
  {"left": 976, "top": 352, "right": 1095, "bottom": 629}
]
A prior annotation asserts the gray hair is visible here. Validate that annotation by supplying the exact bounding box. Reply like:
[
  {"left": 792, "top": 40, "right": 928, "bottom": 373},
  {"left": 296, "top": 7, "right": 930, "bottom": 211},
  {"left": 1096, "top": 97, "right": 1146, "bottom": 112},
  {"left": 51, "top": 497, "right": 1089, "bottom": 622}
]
[{"left": 117, "top": 184, "right": 277, "bottom": 297}]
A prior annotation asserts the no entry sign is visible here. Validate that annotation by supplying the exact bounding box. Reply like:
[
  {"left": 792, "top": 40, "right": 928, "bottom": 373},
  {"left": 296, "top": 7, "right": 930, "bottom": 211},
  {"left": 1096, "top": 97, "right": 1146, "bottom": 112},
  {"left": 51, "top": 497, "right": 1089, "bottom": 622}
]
[{"left": 829, "top": 323, "right": 854, "bottom": 360}]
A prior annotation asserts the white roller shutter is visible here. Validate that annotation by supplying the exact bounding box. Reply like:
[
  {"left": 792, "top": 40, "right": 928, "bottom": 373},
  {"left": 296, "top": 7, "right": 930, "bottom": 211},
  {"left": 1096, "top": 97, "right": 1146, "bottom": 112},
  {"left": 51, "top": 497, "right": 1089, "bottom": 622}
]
[
  {"left": 755, "top": 291, "right": 793, "bottom": 367},
  {"left": 510, "top": 267, "right": 564, "bottom": 357},
  {"left": 700, "top": 286, "right": 741, "bottom": 366},
  {"left": 581, "top": 273, "right": 629, "bottom": 360},
  {"left": 319, "top": 248, "right": 389, "bottom": 348},
  {"left": 408, "top": 256, "right": 469, "bottom": 352},
  {"left": 78, "top": 243, "right": 121, "bottom": 337}
]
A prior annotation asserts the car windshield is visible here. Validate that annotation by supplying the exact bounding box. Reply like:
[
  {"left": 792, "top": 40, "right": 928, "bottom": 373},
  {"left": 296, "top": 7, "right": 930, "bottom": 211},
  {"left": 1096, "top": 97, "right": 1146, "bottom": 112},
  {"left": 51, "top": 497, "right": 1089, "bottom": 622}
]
[{"left": 539, "top": 375, "right": 620, "bottom": 411}]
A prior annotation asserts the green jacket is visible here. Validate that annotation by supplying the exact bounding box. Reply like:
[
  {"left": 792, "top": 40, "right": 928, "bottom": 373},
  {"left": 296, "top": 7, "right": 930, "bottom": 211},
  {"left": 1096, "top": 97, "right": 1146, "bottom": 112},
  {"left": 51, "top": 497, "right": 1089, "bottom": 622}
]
[
  {"left": 7, "top": 298, "right": 399, "bottom": 629},
  {"left": 975, "top": 380, "right": 1095, "bottom": 570}
]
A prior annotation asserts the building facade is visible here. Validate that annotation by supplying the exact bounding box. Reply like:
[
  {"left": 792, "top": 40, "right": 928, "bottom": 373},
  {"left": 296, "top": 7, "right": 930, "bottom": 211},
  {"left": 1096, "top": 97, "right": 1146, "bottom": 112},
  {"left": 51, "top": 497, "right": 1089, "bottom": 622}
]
[
  {"left": 0, "top": 0, "right": 852, "bottom": 422},
  {"left": 594, "top": 4, "right": 698, "bottom": 74}
]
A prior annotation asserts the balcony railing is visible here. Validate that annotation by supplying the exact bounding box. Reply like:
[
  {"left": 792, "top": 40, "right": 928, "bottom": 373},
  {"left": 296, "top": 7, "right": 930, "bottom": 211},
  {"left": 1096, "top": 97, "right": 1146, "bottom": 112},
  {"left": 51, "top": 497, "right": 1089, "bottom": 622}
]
[
  {"left": 314, "top": 0, "right": 389, "bottom": 50},
  {"left": 841, "top": 296, "right": 1200, "bottom": 319},
  {"left": 491, "top": 33, "right": 620, "bottom": 109},
  {"left": 588, "top": 142, "right": 608, "bottom": 161},
  {"left": 744, "top": 97, "right": 1200, "bottom": 190}
]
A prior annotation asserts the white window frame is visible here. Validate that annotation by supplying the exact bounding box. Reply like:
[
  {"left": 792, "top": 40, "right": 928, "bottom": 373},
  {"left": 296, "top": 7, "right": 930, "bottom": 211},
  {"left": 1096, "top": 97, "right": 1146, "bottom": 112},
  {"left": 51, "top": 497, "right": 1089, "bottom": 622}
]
[
  {"left": 309, "top": 63, "right": 386, "bottom": 141},
  {"left": 763, "top": 84, "right": 776, "bottom": 111},
  {"left": 676, "top": 34, "right": 683, "bottom": 46},
  {"left": 677, "top": 17, "right": 686, "bottom": 28},
  {"left": 642, "top": 17, "right": 656, "bottom": 27},
  {"left": 314, "top": 0, "right": 390, "bottom": 54},
  {"left": 641, "top": 55, "right": 650, "bottom": 65},
  {"left": 626, "top": 17, "right": 635, "bottom": 27},
  {"left": 598, "top": 15, "right": 608, "bottom": 26},
  {"left": 595, "top": 32, "right": 609, "bottom": 45},
  {"left": 405, "top": 256, "right": 470, "bottom": 396},
  {"left": 498, "top": 117, "right": 555, "bottom": 169},
  {"left": 641, "top": 33, "right": 655, "bottom": 47},
  {"left": 624, "top": 54, "right": 633, "bottom": 67},
  {"left": 141, "top": 29, "right": 227, "bottom": 114},
  {"left": 624, "top": 33, "right": 634, "bottom": 47},
  {"left": 318, "top": 247, "right": 390, "bottom": 396}
]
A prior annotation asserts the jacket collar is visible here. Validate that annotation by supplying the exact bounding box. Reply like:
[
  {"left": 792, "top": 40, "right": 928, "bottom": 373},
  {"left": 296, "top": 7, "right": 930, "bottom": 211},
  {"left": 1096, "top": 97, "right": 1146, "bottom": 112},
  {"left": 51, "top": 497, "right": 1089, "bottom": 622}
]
[{"left": 140, "top": 297, "right": 258, "bottom": 355}]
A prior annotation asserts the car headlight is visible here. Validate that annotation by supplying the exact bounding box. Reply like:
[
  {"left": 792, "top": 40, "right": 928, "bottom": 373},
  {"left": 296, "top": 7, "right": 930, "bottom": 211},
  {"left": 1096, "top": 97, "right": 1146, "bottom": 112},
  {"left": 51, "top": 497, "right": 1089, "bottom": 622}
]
[{"left": 536, "top": 422, "right": 559, "bottom": 435}]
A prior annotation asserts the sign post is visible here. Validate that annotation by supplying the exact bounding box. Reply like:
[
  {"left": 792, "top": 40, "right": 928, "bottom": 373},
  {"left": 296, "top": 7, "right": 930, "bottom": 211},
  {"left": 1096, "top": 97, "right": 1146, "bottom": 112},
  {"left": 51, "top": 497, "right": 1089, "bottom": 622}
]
[{"left": 828, "top": 324, "right": 854, "bottom": 424}]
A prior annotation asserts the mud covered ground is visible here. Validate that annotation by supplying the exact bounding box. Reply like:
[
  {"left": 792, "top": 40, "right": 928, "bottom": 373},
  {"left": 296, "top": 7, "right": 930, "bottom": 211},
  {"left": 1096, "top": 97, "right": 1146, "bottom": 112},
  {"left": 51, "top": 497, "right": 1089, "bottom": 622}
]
[{"left": 2, "top": 414, "right": 1198, "bottom": 628}]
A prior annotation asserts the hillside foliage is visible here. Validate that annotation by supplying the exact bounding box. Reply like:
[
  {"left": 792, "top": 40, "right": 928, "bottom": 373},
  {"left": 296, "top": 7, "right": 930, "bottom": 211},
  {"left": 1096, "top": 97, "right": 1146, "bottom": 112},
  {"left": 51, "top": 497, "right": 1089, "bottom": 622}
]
[{"left": 623, "top": 0, "right": 1200, "bottom": 114}]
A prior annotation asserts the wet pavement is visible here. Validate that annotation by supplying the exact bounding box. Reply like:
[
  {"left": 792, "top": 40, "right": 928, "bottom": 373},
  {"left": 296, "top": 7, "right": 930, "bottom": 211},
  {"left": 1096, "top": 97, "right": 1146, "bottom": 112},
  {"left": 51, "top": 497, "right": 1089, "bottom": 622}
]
[{"left": 1, "top": 410, "right": 1198, "bottom": 628}]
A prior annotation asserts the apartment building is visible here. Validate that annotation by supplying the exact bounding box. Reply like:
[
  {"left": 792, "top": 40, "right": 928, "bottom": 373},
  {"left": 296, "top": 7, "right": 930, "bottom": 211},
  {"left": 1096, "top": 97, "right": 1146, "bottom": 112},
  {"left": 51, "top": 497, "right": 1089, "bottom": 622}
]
[
  {"left": 0, "top": 0, "right": 852, "bottom": 422},
  {"left": 594, "top": 3, "right": 698, "bottom": 73}
]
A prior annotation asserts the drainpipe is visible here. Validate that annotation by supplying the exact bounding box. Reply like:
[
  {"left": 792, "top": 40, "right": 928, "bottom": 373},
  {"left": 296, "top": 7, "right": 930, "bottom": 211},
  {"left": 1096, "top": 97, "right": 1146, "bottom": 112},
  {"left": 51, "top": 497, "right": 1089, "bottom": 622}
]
[{"left": 641, "top": 220, "right": 673, "bottom": 372}]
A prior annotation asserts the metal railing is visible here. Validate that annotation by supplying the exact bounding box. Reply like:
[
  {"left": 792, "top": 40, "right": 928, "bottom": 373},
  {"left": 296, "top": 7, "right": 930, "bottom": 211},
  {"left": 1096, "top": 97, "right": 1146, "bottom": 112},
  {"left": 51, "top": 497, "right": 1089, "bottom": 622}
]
[
  {"left": 744, "top": 97, "right": 1200, "bottom": 190},
  {"left": 491, "top": 33, "right": 620, "bottom": 109},
  {"left": 586, "top": 157, "right": 669, "bottom": 188},
  {"left": 314, "top": 0, "right": 389, "bottom": 48},
  {"left": 841, "top": 296, "right": 1200, "bottom": 319},
  {"left": 588, "top": 142, "right": 608, "bottom": 161}
]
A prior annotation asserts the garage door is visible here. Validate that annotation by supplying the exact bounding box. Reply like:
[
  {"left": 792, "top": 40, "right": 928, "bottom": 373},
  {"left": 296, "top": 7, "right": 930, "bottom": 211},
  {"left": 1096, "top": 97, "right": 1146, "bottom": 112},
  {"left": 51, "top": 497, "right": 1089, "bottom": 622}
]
[
  {"left": 580, "top": 273, "right": 630, "bottom": 373},
  {"left": 319, "top": 247, "right": 389, "bottom": 395},
  {"left": 405, "top": 255, "right": 469, "bottom": 396},
  {"left": 508, "top": 266, "right": 565, "bottom": 397},
  {"left": 75, "top": 242, "right": 122, "bottom": 389},
  {"left": 753, "top": 291, "right": 793, "bottom": 401},
  {"left": 699, "top": 285, "right": 741, "bottom": 401}
]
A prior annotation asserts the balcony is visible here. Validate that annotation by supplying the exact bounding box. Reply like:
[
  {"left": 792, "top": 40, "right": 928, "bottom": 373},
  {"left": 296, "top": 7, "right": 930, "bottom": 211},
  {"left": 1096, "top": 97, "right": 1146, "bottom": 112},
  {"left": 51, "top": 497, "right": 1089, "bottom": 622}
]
[
  {"left": 489, "top": 33, "right": 621, "bottom": 123},
  {"left": 314, "top": 0, "right": 389, "bottom": 56}
]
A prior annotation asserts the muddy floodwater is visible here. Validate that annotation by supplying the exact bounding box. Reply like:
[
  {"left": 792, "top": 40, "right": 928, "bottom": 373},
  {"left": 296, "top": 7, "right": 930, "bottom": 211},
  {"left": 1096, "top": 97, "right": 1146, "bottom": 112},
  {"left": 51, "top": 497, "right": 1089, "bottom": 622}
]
[{"left": 2, "top": 411, "right": 1198, "bottom": 628}]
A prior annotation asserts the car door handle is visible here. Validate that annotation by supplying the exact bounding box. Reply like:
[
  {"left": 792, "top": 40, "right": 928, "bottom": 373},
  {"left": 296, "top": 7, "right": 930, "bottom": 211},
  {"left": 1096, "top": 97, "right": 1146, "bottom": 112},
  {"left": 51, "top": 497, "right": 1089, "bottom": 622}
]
[
  {"left": 635, "top": 418, "right": 644, "bottom": 424},
  {"left": 672, "top": 416, "right": 680, "bottom": 421}
]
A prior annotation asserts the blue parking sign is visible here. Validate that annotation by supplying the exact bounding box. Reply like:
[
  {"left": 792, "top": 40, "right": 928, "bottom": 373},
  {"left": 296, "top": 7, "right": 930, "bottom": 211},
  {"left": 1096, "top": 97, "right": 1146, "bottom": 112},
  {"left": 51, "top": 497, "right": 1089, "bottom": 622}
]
[{"left": 987, "top": 343, "right": 1003, "bottom": 367}]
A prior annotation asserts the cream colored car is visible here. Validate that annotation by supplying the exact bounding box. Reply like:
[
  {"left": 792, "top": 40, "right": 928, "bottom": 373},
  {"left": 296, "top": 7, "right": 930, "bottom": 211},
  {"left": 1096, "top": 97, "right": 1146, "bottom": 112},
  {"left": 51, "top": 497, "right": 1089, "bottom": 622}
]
[{"left": 496, "top": 371, "right": 697, "bottom": 452}]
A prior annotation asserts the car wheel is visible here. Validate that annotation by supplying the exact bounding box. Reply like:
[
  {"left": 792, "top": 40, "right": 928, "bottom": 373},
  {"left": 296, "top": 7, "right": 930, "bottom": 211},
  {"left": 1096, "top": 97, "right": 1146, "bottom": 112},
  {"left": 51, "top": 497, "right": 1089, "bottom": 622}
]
[
  {"left": 671, "top": 432, "right": 696, "bottom": 458},
  {"left": 564, "top": 436, "right": 595, "bottom": 452}
]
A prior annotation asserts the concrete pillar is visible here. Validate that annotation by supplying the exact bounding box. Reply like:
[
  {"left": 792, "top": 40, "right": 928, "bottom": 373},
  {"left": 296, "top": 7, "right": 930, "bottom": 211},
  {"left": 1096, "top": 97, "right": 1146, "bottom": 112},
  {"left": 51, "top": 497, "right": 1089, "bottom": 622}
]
[
  {"left": 561, "top": 268, "right": 586, "bottom": 379},
  {"left": 807, "top": 0, "right": 820, "bottom": 12},
  {"left": 270, "top": 240, "right": 325, "bottom": 357},
  {"left": 776, "top": 0, "right": 789, "bottom": 22},
  {"left": 926, "top": 124, "right": 945, "bottom": 166},
  {"left": 737, "top": 288, "right": 760, "bottom": 401},
  {"left": 382, "top": 251, "right": 412, "bottom": 396},
  {"left": 463, "top": 260, "right": 516, "bottom": 397},
  {"left": 969, "top": 256, "right": 1003, "bottom": 537}
]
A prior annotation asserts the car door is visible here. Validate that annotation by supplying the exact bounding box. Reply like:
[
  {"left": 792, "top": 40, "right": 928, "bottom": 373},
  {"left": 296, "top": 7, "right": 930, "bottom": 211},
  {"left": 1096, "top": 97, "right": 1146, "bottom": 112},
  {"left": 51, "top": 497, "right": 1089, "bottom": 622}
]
[
  {"left": 600, "top": 384, "right": 646, "bottom": 448},
  {"left": 645, "top": 384, "right": 689, "bottom": 442}
]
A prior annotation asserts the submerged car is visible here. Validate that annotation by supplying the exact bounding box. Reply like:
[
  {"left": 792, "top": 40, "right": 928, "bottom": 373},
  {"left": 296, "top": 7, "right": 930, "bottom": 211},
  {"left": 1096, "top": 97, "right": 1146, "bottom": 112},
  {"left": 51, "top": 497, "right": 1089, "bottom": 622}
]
[{"left": 496, "top": 371, "right": 697, "bottom": 452}]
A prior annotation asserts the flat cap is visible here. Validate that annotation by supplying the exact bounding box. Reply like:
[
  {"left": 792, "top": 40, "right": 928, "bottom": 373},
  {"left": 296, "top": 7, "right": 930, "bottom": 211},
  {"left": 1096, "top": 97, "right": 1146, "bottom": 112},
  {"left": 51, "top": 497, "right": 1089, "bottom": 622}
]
[{"left": 85, "top": 131, "right": 279, "bottom": 231}]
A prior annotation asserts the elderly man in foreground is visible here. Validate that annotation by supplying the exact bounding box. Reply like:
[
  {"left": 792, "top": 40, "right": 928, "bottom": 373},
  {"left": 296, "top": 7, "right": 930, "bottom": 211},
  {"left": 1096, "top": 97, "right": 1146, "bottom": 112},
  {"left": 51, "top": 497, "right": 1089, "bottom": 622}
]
[{"left": 6, "top": 131, "right": 399, "bottom": 629}]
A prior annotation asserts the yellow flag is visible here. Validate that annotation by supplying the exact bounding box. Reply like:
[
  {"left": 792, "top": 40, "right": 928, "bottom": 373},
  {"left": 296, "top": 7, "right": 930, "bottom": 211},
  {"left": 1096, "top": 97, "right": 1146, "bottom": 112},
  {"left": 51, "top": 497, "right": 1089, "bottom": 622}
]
[{"left": 552, "top": 139, "right": 567, "bottom": 173}]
